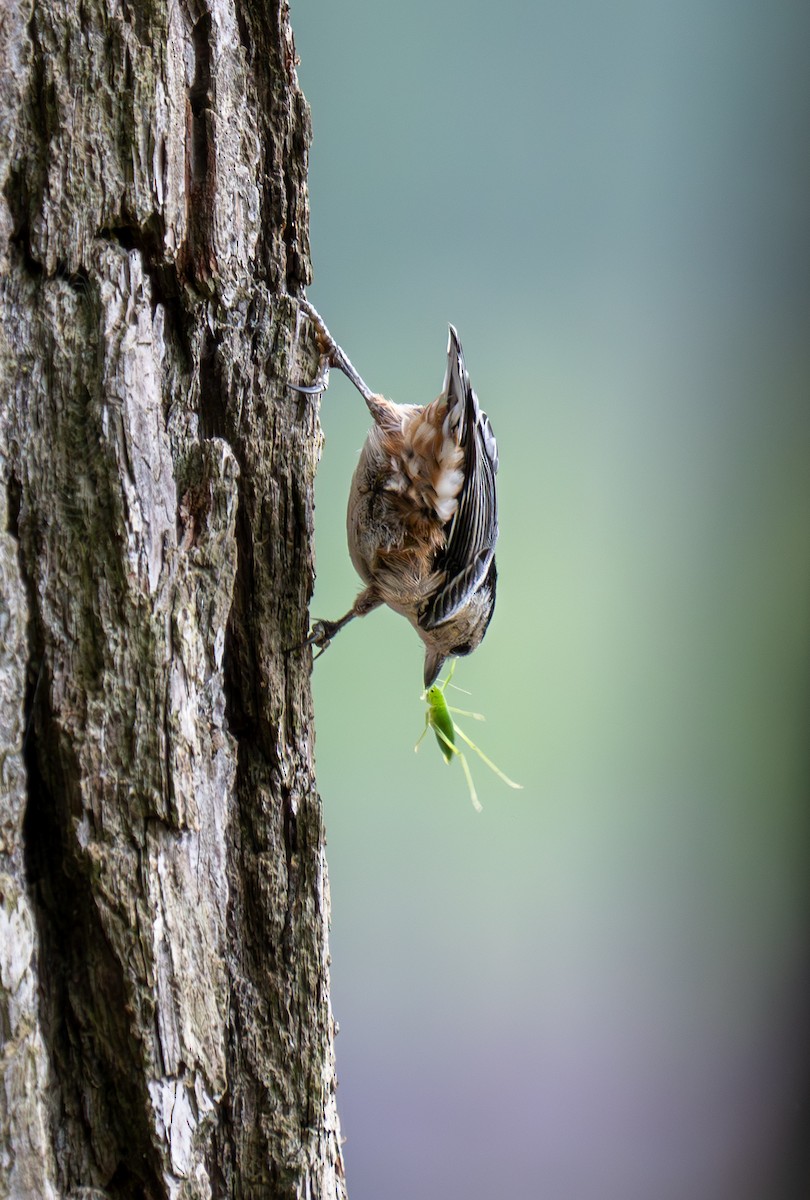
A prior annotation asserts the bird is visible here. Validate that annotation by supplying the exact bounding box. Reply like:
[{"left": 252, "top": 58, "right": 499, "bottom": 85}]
[{"left": 291, "top": 299, "right": 499, "bottom": 688}]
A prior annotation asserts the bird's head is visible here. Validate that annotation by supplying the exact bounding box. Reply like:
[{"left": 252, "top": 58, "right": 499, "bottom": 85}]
[{"left": 420, "top": 561, "right": 497, "bottom": 687}]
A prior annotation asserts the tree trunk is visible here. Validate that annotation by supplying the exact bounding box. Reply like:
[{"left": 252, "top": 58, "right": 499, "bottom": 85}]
[{"left": 0, "top": 2, "right": 345, "bottom": 1197}]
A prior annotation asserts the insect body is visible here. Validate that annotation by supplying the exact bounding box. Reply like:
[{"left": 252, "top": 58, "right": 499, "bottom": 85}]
[
  {"left": 415, "top": 664, "right": 522, "bottom": 811},
  {"left": 424, "top": 679, "right": 459, "bottom": 765}
]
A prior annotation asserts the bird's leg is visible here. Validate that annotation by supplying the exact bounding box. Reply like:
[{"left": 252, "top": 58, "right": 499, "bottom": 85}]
[
  {"left": 290, "top": 300, "right": 386, "bottom": 419},
  {"left": 304, "top": 588, "right": 382, "bottom": 659},
  {"left": 304, "top": 610, "right": 356, "bottom": 659}
]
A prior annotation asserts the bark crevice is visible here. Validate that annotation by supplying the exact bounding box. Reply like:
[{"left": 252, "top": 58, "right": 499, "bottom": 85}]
[{"left": 23, "top": 722, "right": 167, "bottom": 1199}]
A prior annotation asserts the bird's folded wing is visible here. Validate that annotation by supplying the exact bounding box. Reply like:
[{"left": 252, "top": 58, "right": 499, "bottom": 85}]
[{"left": 419, "top": 328, "right": 499, "bottom": 630}]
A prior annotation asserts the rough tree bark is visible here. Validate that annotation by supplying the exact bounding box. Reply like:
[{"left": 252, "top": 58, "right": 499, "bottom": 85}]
[{"left": 0, "top": 1, "right": 345, "bottom": 1197}]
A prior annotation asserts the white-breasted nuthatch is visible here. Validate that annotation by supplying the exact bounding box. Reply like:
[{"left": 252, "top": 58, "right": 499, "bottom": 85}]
[{"left": 292, "top": 300, "right": 499, "bottom": 688}]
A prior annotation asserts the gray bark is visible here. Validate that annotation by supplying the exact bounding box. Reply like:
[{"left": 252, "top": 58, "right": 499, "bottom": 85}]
[{"left": 0, "top": 1, "right": 345, "bottom": 1197}]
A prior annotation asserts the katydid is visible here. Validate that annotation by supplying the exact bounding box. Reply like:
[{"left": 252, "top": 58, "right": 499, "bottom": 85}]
[{"left": 414, "top": 662, "right": 522, "bottom": 810}]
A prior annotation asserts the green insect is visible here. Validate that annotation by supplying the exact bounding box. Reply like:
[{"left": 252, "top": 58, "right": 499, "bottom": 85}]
[{"left": 414, "top": 662, "right": 523, "bottom": 811}]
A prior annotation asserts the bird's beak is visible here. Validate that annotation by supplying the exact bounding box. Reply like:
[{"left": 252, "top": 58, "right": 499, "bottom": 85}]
[{"left": 423, "top": 650, "right": 445, "bottom": 690}]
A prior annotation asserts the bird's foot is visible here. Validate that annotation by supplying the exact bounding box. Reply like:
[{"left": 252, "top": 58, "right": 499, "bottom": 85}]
[
  {"left": 289, "top": 353, "right": 331, "bottom": 397},
  {"left": 290, "top": 298, "right": 377, "bottom": 406},
  {"left": 303, "top": 618, "right": 342, "bottom": 657}
]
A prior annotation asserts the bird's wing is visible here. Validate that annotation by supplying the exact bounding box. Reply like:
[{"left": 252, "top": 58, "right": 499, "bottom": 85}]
[{"left": 419, "top": 326, "right": 499, "bottom": 630}]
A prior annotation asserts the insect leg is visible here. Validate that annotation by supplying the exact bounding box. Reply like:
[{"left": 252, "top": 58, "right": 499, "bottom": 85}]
[
  {"left": 457, "top": 752, "right": 482, "bottom": 813},
  {"left": 446, "top": 705, "right": 486, "bottom": 721},
  {"left": 452, "top": 725, "right": 523, "bottom": 789},
  {"left": 429, "top": 725, "right": 481, "bottom": 810},
  {"left": 414, "top": 711, "right": 431, "bottom": 752}
]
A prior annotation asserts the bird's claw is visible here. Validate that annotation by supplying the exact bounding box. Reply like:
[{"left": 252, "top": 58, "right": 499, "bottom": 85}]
[
  {"left": 303, "top": 619, "right": 339, "bottom": 657},
  {"left": 288, "top": 354, "right": 331, "bottom": 398},
  {"left": 289, "top": 298, "right": 376, "bottom": 407}
]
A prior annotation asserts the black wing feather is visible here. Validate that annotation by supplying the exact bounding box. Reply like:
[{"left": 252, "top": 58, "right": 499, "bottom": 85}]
[{"left": 419, "top": 327, "right": 499, "bottom": 631}]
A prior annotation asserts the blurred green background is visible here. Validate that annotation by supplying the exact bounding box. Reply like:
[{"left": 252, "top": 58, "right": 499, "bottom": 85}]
[{"left": 291, "top": 2, "right": 810, "bottom": 1196}]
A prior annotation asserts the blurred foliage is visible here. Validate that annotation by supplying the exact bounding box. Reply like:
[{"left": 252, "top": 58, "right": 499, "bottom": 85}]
[{"left": 292, "top": 1, "right": 810, "bottom": 1196}]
